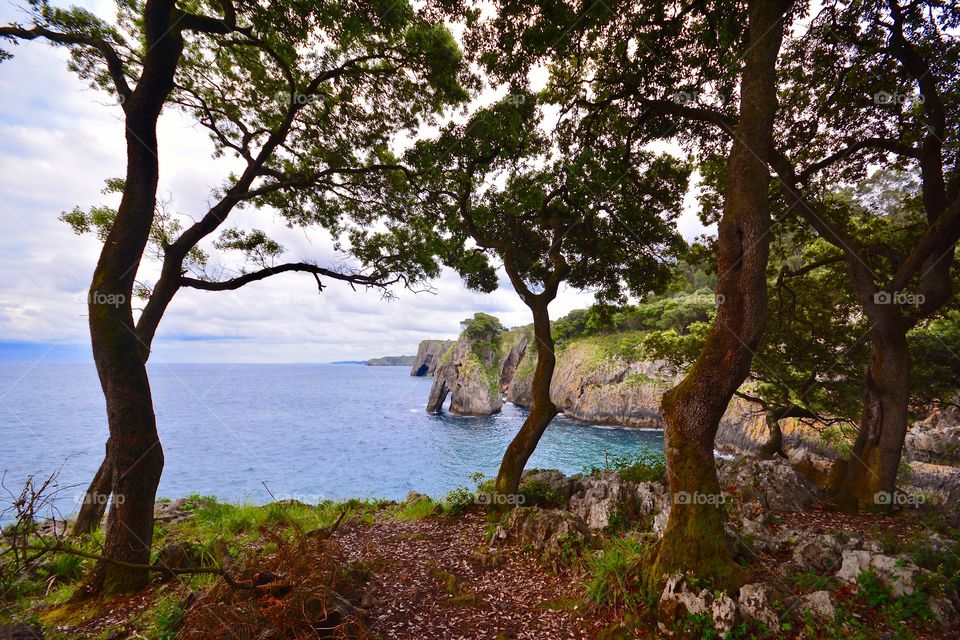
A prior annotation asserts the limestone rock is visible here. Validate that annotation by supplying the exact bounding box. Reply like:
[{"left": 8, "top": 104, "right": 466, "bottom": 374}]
[
  {"left": 930, "top": 597, "right": 960, "bottom": 628},
  {"left": 799, "top": 590, "right": 836, "bottom": 621},
  {"left": 426, "top": 339, "right": 503, "bottom": 416},
  {"left": 792, "top": 532, "right": 843, "bottom": 573},
  {"left": 154, "top": 497, "right": 209, "bottom": 525},
  {"left": 905, "top": 405, "right": 960, "bottom": 465},
  {"left": 658, "top": 573, "right": 738, "bottom": 636},
  {"left": 568, "top": 472, "right": 668, "bottom": 530},
  {"left": 719, "top": 457, "right": 822, "bottom": 513},
  {"left": 490, "top": 507, "right": 590, "bottom": 570},
  {"left": 409, "top": 340, "right": 454, "bottom": 377},
  {"left": 737, "top": 583, "right": 779, "bottom": 632},
  {"left": 835, "top": 549, "right": 925, "bottom": 597},
  {"left": 521, "top": 469, "right": 576, "bottom": 506}
]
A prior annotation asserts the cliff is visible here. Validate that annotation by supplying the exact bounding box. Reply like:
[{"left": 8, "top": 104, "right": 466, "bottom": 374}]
[
  {"left": 423, "top": 326, "right": 960, "bottom": 489},
  {"left": 426, "top": 332, "right": 516, "bottom": 416},
  {"left": 410, "top": 340, "right": 455, "bottom": 377}
]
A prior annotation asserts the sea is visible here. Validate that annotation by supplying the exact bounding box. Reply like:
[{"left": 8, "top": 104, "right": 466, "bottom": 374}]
[{"left": 0, "top": 363, "right": 663, "bottom": 520}]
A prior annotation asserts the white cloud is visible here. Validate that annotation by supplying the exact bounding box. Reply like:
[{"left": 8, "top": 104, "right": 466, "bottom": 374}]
[{"left": 0, "top": 4, "right": 709, "bottom": 363}]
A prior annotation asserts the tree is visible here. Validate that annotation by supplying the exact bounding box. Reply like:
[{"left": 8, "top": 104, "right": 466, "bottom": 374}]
[
  {"left": 466, "top": 0, "right": 794, "bottom": 586},
  {"left": 369, "top": 92, "right": 688, "bottom": 495},
  {"left": 2, "top": 0, "right": 468, "bottom": 594},
  {"left": 771, "top": 0, "right": 960, "bottom": 508}
]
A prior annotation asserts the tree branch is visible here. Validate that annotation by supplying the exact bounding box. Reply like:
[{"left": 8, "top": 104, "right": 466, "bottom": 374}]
[
  {"left": 0, "top": 25, "right": 132, "bottom": 103},
  {"left": 180, "top": 262, "right": 399, "bottom": 291}
]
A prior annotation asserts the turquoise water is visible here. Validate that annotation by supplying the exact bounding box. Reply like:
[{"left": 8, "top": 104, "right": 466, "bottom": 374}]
[{"left": 0, "top": 363, "right": 663, "bottom": 518}]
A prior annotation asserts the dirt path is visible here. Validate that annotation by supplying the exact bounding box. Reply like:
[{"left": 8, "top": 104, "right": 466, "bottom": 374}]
[{"left": 336, "top": 512, "right": 610, "bottom": 639}]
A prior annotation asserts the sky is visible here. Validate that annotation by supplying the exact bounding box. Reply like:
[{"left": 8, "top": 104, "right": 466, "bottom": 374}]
[{"left": 0, "top": 0, "right": 710, "bottom": 363}]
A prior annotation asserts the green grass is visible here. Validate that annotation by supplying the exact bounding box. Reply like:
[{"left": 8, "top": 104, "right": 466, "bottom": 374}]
[{"left": 585, "top": 537, "right": 647, "bottom": 607}]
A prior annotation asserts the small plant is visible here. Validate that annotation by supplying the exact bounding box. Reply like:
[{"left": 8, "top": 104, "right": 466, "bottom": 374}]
[
  {"left": 586, "top": 537, "right": 646, "bottom": 607},
  {"left": 148, "top": 595, "right": 186, "bottom": 640},
  {"left": 443, "top": 485, "right": 475, "bottom": 515},
  {"left": 518, "top": 478, "right": 562, "bottom": 508},
  {"left": 587, "top": 450, "right": 666, "bottom": 484},
  {"left": 856, "top": 570, "right": 892, "bottom": 608},
  {"left": 787, "top": 571, "right": 840, "bottom": 592}
]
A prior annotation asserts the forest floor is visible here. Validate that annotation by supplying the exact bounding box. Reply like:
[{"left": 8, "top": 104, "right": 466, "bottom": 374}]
[
  {"left": 2, "top": 482, "right": 959, "bottom": 639},
  {"left": 336, "top": 510, "right": 611, "bottom": 639}
]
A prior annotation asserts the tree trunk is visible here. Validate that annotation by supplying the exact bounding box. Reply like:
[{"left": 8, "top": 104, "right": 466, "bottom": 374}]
[
  {"left": 83, "top": 0, "right": 183, "bottom": 595},
  {"left": 836, "top": 312, "right": 910, "bottom": 510},
  {"left": 71, "top": 452, "right": 111, "bottom": 536},
  {"left": 757, "top": 410, "right": 785, "bottom": 460},
  {"left": 495, "top": 302, "right": 558, "bottom": 496},
  {"left": 642, "top": 0, "right": 791, "bottom": 592}
]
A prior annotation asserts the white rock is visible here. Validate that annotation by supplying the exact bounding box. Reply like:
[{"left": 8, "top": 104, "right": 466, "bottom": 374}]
[
  {"left": 737, "top": 583, "right": 779, "bottom": 631},
  {"left": 800, "top": 590, "right": 836, "bottom": 620}
]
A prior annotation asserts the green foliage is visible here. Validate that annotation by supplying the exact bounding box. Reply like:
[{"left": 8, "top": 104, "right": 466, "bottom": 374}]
[
  {"left": 146, "top": 594, "right": 186, "bottom": 640},
  {"left": 588, "top": 451, "right": 667, "bottom": 484},
  {"left": 517, "top": 478, "right": 562, "bottom": 508},
  {"left": 585, "top": 536, "right": 647, "bottom": 607},
  {"left": 856, "top": 570, "right": 893, "bottom": 608},
  {"left": 787, "top": 571, "right": 840, "bottom": 592}
]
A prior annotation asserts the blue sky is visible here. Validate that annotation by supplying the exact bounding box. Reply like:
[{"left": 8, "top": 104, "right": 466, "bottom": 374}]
[{"left": 0, "top": 0, "right": 709, "bottom": 363}]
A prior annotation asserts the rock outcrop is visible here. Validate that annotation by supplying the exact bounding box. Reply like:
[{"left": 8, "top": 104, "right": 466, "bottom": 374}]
[
  {"left": 419, "top": 316, "right": 960, "bottom": 485},
  {"left": 410, "top": 340, "right": 454, "bottom": 377},
  {"left": 426, "top": 339, "right": 505, "bottom": 416},
  {"left": 490, "top": 507, "right": 591, "bottom": 571}
]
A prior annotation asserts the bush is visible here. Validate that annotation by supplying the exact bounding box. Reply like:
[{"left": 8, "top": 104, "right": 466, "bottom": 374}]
[{"left": 589, "top": 451, "right": 666, "bottom": 484}]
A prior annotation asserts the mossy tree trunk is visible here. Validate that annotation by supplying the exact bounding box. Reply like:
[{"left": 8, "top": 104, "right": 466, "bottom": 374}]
[
  {"left": 643, "top": 0, "right": 792, "bottom": 592},
  {"left": 495, "top": 299, "right": 558, "bottom": 496},
  {"left": 835, "top": 264, "right": 911, "bottom": 510}
]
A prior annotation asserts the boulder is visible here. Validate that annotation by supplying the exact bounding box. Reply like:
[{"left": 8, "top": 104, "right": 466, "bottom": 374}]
[
  {"left": 737, "top": 583, "right": 779, "bottom": 632},
  {"left": 490, "top": 507, "right": 590, "bottom": 571},
  {"left": 658, "top": 573, "right": 738, "bottom": 636},
  {"left": 154, "top": 497, "right": 209, "bottom": 525},
  {"left": 719, "top": 457, "right": 822, "bottom": 513},
  {"left": 904, "top": 405, "right": 960, "bottom": 465},
  {"left": 835, "top": 550, "right": 925, "bottom": 597},
  {"left": 799, "top": 590, "right": 836, "bottom": 621},
  {"left": 791, "top": 532, "right": 843, "bottom": 574},
  {"left": 568, "top": 472, "right": 668, "bottom": 530},
  {"left": 521, "top": 469, "right": 576, "bottom": 506},
  {"left": 930, "top": 597, "right": 960, "bottom": 629}
]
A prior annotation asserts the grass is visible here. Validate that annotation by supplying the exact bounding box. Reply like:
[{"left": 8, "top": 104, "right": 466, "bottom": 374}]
[{"left": 585, "top": 536, "right": 647, "bottom": 607}]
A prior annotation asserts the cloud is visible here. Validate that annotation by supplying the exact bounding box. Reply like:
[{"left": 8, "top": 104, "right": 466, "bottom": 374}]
[{"left": 0, "top": 4, "right": 709, "bottom": 363}]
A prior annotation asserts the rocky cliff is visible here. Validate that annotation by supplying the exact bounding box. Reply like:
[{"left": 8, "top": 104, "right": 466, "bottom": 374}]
[
  {"left": 424, "top": 326, "right": 960, "bottom": 487},
  {"left": 409, "top": 340, "right": 454, "bottom": 377},
  {"left": 426, "top": 336, "right": 508, "bottom": 416}
]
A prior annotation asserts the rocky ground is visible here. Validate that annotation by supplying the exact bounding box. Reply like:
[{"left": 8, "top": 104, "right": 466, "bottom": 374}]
[{"left": 2, "top": 456, "right": 959, "bottom": 639}]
